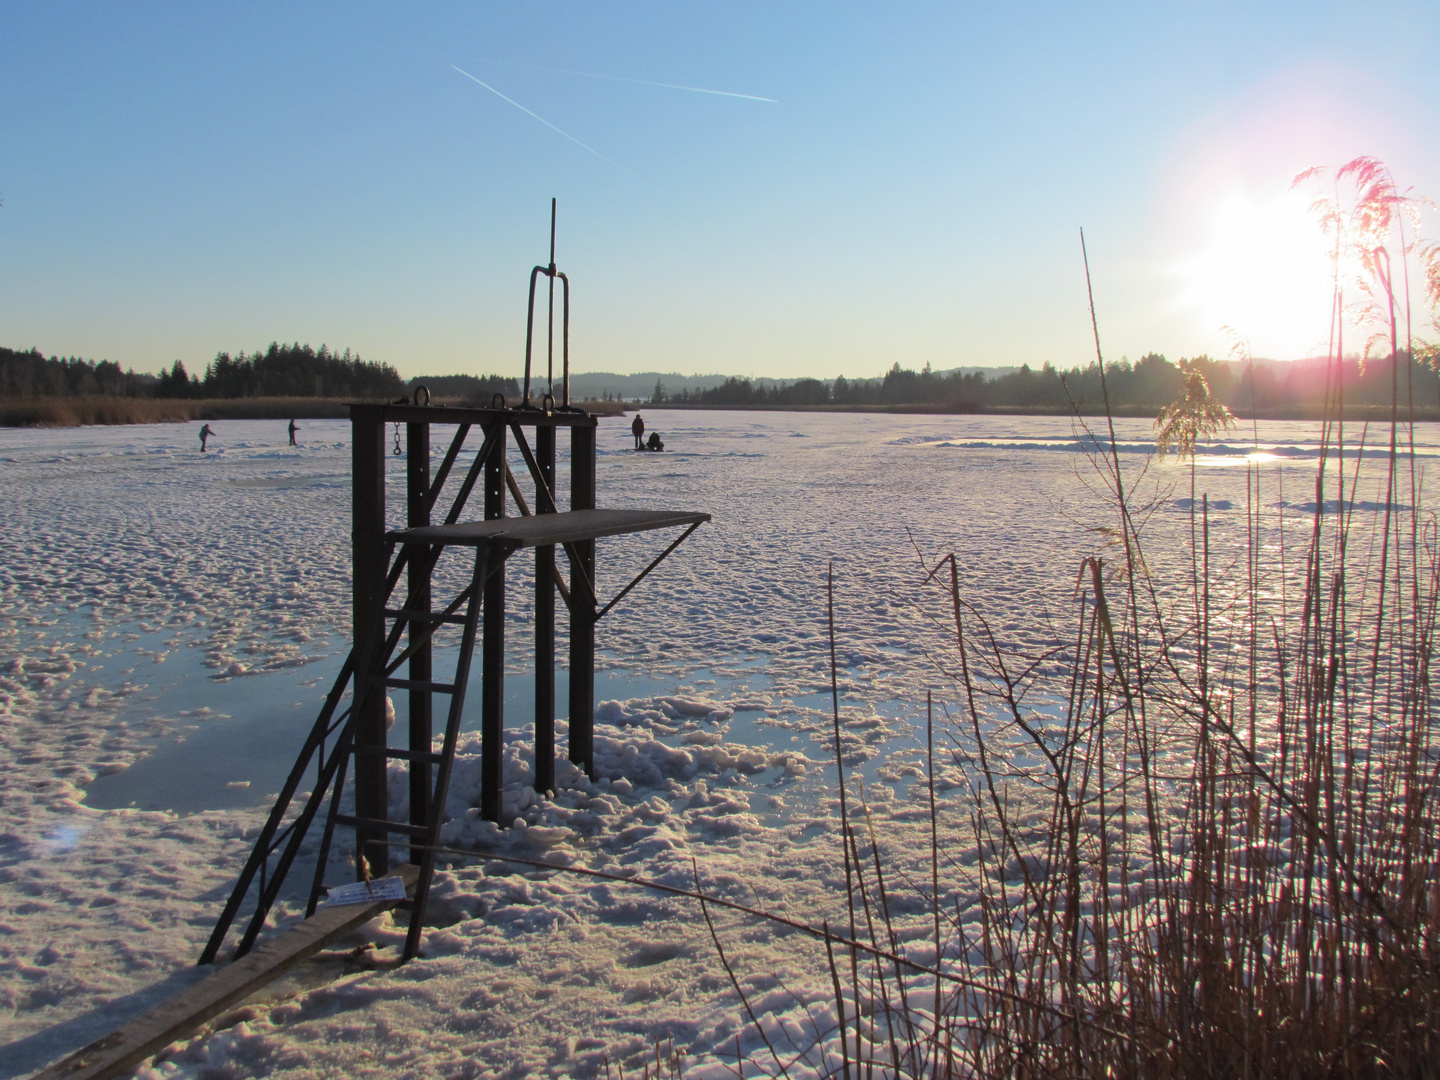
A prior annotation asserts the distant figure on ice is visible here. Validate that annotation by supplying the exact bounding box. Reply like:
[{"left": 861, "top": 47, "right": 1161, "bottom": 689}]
[
  {"left": 288, "top": 419, "right": 298, "bottom": 446},
  {"left": 631, "top": 413, "right": 645, "bottom": 450},
  {"left": 647, "top": 431, "right": 664, "bottom": 452},
  {"left": 198, "top": 423, "right": 214, "bottom": 453}
]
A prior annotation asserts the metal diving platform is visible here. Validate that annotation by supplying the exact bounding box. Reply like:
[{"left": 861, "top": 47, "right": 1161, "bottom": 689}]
[{"left": 202, "top": 201, "right": 711, "bottom": 966}]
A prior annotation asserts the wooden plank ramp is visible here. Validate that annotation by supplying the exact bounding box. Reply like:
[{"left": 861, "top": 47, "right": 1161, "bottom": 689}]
[{"left": 32, "top": 866, "right": 419, "bottom": 1080}]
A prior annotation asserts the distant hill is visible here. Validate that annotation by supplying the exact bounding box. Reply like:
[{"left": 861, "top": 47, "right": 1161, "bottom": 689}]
[{"left": 569, "top": 372, "right": 763, "bottom": 400}]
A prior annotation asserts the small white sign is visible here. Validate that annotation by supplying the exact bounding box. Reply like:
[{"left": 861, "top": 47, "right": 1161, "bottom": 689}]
[{"left": 325, "top": 876, "right": 408, "bottom": 906}]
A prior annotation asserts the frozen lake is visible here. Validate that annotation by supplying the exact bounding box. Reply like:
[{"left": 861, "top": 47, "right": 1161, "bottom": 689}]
[
  {"left": 5, "top": 409, "right": 1433, "bottom": 815},
  {"left": 3, "top": 408, "right": 1436, "bottom": 1078}
]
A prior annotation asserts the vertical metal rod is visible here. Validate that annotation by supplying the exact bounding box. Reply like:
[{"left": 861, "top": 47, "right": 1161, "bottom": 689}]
[
  {"left": 350, "top": 404, "right": 389, "bottom": 879},
  {"left": 547, "top": 197, "right": 556, "bottom": 395},
  {"left": 559, "top": 273, "right": 571, "bottom": 408},
  {"left": 522, "top": 267, "right": 543, "bottom": 406},
  {"left": 567, "top": 418, "right": 597, "bottom": 777},
  {"left": 481, "top": 424, "right": 507, "bottom": 821},
  {"left": 406, "top": 420, "right": 432, "bottom": 864},
  {"left": 535, "top": 422, "right": 557, "bottom": 793}
]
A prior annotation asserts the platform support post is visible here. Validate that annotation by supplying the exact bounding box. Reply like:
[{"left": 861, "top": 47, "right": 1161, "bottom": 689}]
[
  {"left": 568, "top": 418, "right": 597, "bottom": 778},
  {"left": 534, "top": 422, "right": 557, "bottom": 794},
  {"left": 481, "top": 423, "right": 507, "bottom": 821},
  {"left": 351, "top": 405, "right": 389, "bottom": 879},
  {"left": 406, "top": 420, "right": 432, "bottom": 862}
]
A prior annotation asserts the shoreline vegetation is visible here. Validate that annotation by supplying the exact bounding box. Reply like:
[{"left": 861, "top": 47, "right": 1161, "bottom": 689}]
[
  {"left": 0, "top": 394, "right": 626, "bottom": 428},
  {"left": 639, "top": 350, "right": 1440, "bottom": 417},
  {"left": 7, "top": 341, "right": 1440, "bottom": 429},
  {"left": 2, "top": 390, "right": 1433, "bottom": 429},
  {"left": 4, "top": 393, "right": 1433, "bottom": 428}
]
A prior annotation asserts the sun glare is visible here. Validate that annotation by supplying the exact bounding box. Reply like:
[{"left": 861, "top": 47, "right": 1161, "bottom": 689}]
[{"left": 1176, "top": 188, "right": 1335, "bottom": 360}]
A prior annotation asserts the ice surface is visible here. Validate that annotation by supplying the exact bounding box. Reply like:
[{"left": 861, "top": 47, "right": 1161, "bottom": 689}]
[{"left": 1, "top": 412, "right": 1435, "bottom": 1077}]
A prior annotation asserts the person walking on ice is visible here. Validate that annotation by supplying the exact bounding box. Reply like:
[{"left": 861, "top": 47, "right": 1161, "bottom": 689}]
[
  {"left": 199, "top": 423, "right": 215, "bottom": 452},
  {"left": 288, "top": 419, "right": 299, "bottom": 446},
  {"left": 631, "top": 412, "right": 644, "bottom": 450}
]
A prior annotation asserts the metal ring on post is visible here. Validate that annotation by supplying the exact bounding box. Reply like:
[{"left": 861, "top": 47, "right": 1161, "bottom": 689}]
[
  {"left": 491, "top": 392, "right": 507, "bottom": 411},
  {"left": 413, "top": 385, "right": 431, "bottom": 407},
  {"left": 541, "top": 392, "right": 555, "bottom": 414}
]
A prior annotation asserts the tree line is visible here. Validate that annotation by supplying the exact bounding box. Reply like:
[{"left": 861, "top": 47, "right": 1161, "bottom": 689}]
[
  {"left": 156, "top": 343, "right": 404, "bottom": 399},
  {"left": 6, "top": 341, "right": 1437, "bottom": 413},
  {"left": 0, "top": 346, "right": 147, "bottom": 398},
  {"left": 654, "top": 352, "right": 1440, "bottom": 413},
  {"left": 1, "top": 342, "right": 406, "bottom": 400}
]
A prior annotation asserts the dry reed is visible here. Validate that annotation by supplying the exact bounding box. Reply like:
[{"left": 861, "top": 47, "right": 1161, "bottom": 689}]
[
  {"left": 698, "top": 370, "right": 1435, "bottom": 1077},
  {"left": 0, "top": 395, "right": 355, "bottom": 427},
  {"left": 706, "top": 161, "right": 1440, "bottom": 1078}
]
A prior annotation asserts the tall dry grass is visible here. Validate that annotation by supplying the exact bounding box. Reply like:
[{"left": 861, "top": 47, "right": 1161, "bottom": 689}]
[
  {"left": 702, "top": 379, "right": 1436, "bottom": 1078},
  {"left": 705, "top": 161, "right": 1440, "bottom": 1078},
  {"left": 0, "top": 395, "right": 358, "bottom": 427},
  {"left": 0, "top": 395, "right": 194, "bottom": 426},
  {"left": 888, "top": 415, "right": 1438, "bottom": 1078}
]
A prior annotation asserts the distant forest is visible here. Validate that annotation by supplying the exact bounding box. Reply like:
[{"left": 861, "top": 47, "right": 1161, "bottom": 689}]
[
  {"left": 0, "top": 346, "right": 150, "bottom": 398},
  {"left": 4, "top": 343, "right": 1438, "bottom": 415},
  {"left": 652, "top": 352, "right": 1440, "bottom": 414},
  {"left": 156, "top": 343, "right": 404, "bottom": 399},
  {"left": 0, "top": 343, "right": 406, "bottom": 400}
]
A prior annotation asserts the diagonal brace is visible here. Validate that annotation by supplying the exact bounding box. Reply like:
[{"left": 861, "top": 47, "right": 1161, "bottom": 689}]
[
  {"left": 442, "top": 422, "right": 506, "bottom": 526},
  {"left": 595, "top": 522, "right": 704, "bottom": 621},
  {"left": 423, "top": 422, "right": 473, "bottom": 517},
  {"left": 508, "top": 422, "right": 559, "bottom": 513}
]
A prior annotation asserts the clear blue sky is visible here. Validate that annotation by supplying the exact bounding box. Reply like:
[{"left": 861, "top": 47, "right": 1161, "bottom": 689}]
[{"left": 3, "top": 2, "right": 1438, "bottom": 381}]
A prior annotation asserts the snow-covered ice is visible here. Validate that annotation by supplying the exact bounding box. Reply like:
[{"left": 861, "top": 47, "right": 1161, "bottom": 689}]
[{"left": 2, "top": 411, "right": 1434, "bottom": 1077}]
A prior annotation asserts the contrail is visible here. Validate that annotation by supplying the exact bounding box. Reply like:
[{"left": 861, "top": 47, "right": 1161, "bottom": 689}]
[
  {"left": 475, "top": 59, "right": 777, "bottom": 103},
  {"left": 451, "top": 65, "right": 637, "bottom": 178}
]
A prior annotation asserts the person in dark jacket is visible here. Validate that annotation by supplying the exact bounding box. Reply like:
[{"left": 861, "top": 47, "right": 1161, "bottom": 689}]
[
  {"left": 631, "top": 413, "right": 645, "bottom": 449},
  {"left": 288, "top": 419, "right": 299, "bottom": 446},
  {"left": 199, "top": 424, "right": 214, "bottom": 452}
]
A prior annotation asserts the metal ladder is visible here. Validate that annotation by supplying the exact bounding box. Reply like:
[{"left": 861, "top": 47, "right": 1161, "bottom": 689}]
[{"left": 199, "top": 539, "right": 491, "bottom": 965}]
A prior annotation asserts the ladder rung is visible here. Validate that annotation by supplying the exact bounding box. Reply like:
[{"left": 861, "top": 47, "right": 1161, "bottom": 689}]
[
  {"left": 352, "top": 745, "right": 446, "bottom": 764},
  {"left": 333, "top": 814, "right": 429, "bottom": 838},
  {"left": 385, "top": 608, "right": 468, "bottom": 626},
  {"left": 369, "top": 677, "right": 458, "bottom": 693}
]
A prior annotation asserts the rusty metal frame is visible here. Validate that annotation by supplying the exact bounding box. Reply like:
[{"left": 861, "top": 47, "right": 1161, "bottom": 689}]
[{"left": 204, "top": 204, "right": 709, "bottom": 967}]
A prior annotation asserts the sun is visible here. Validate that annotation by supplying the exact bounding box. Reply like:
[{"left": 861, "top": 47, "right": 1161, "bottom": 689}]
[{"left": 1175, "top": 187, "right": 1336, "bottom": 360}]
